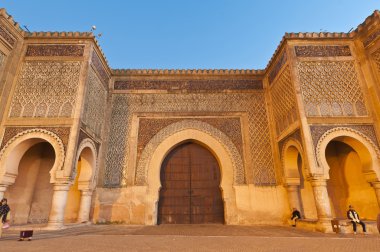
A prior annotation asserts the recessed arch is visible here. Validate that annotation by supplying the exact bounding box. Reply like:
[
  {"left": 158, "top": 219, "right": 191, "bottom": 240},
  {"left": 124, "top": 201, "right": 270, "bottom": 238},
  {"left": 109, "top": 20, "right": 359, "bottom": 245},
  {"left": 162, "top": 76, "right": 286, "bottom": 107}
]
[
  {"left": 0, "top": 129, "right": 65, "bottom": 185},
  {"left": 282, "top": 138, "right": 304, "bottom": 185},
  {"left": 64, "top": 138, "right": 97, "bottom": 223},
  {"left": 316, "top": 127, "right": 380, "bottom": 181},
  {"left": 144, "top": 128, "right": 238, "bottom": 225}
]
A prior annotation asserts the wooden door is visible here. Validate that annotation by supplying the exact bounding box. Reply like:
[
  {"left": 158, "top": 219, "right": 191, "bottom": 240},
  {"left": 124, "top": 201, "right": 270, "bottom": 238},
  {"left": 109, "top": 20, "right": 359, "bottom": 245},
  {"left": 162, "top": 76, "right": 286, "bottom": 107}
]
[{"left": 158, "top": 142, "right": 224, "bottom": 224}]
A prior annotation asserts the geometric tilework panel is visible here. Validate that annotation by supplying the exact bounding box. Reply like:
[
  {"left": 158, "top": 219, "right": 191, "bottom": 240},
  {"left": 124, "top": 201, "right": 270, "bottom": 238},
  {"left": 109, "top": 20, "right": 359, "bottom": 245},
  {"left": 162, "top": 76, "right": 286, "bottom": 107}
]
[
  {"left": 372, "top": 48, "right": 380, "bottom": 77},
  {"left": 297, "top": 61, "right": 367, "bottom": 117},
  {"left": 270, "top": 66, "right": 297, "bottom": 135},
  {"left": 104, "top": 92, "right": 276, "bottom": 187},
  {"left": 9, "top": 61, "right": 81, "bottom": 118},
  {"left": 82, "top": 68, "right": 107, "bottom": 137}
]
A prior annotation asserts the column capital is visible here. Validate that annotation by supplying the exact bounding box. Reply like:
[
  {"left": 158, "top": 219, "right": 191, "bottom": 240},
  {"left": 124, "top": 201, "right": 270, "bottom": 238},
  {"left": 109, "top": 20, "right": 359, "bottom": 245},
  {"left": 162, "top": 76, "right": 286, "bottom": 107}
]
[
  {"left": 53, "top": 184, "right": 71, "bottom": 191},
  {"left": 80, "top": 189, "right": 93, "bottom": 196}
]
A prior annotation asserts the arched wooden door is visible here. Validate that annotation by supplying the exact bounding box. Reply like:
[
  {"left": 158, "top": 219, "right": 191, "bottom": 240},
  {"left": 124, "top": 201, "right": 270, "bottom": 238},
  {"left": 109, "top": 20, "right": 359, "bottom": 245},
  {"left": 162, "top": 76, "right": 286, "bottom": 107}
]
[{"left": 158, "top": 142, "right": 224, "bottom": 224}]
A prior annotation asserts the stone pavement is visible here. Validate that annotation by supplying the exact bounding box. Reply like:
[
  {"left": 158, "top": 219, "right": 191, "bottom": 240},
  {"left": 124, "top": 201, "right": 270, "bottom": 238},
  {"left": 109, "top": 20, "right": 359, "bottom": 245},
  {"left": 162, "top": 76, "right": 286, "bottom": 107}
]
[{"left": 0, "top": 224, "right": 379, "bottom": 251}]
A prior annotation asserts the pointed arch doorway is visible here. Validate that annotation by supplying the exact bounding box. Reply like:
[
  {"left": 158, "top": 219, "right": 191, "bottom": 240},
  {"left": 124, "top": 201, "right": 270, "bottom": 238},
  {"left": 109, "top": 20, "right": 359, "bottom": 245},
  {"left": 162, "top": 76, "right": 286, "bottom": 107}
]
[{"left": 158, "top": 142, "right": 224, "bottom": 224}]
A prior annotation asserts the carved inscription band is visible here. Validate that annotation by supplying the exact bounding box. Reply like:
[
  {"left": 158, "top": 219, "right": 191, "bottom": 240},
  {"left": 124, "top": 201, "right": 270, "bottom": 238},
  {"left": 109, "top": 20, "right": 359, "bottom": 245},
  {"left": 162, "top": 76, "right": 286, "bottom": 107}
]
[
  {"left": 114, "top": 79, "right": 263, "bottom": 90},
  {"left": 295, "top": 45, "right": 351, "bottom": 57},
  {"left": 25, "top": 44, "right": 85, "bottom": 57}
]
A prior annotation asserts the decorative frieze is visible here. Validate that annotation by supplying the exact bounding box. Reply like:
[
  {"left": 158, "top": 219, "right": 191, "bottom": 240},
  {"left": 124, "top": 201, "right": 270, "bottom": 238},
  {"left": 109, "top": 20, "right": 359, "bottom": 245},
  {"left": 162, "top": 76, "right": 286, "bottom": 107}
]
[
  {"left": 25, "top": 44, "right": 84, "bottom": 57},
  {"left": 363, "top": 29, "right": 380, "bottom": 47},
  {"left": 114, "top": 79, "right": 263, "bottom": 91},
  {"left": 91, "top": 52, "right": 109, "bottom": 87},
  {"left": 269, "top": 50, "right": 287, "bottom": 84},
  {"left": 295, "top": 45, "right": 351, "bottom": 57},
  {"left": 0, "top": 23, "right": 15, "bottom": 46}
]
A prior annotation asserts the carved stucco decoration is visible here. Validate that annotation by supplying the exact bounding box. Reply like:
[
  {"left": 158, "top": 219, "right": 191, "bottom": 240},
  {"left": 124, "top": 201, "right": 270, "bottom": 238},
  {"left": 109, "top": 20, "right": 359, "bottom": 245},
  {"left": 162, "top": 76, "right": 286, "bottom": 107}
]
[
  {"left": 136, "top": 119, "right": 245, "bottom": 185},
  {"left": 82, "top": 68, "right": 107, "bottom": 138},
  {"left": 9, "top": 61, "right": 81, "bottom": 118},
  {"left": 105, "top": 92, "right": 275, "bottom": 187},
  {"left": 137, "top": 117, "right": 243, "bottom": 165},
  {"left": 372, "top": 47, "right": 380, "bottom": 76},
  {"left": 0, "top": 128, "right": 66, "bottom": 178},
  {"left": 25, "top": 44, "right": 85, "bottom": 57},
  {"left": 0, "top": 126, "right": 70, "bottom": 151},
  {"left": 91, "top": 52, "right": 109, "bottom": 87},
  {"left": 0, "top": 23, "right": 16, "bottom": 46},
  {"left": 311, "top": 125, "right": 380, "bottom": 167},
  {"left": 364, "top": 29, "right": 380, "bottom": 47},
  {"left": 295, "top": 45, "right": 351, "bottom": 57},
  {"left": 269, "top": 50, "right": 287, "bottom": 84},
  {"left": 114, "top": 79, "right": 263, "bottom": 91},
  {"left": 0, "top": 50, "right": 5, "bottom": 67},
  {"left": 270, "top": 66, "right": 297, "bottom": 135},
  {"left": 297, "top": 61, "right": 367, "bottom": 117}
]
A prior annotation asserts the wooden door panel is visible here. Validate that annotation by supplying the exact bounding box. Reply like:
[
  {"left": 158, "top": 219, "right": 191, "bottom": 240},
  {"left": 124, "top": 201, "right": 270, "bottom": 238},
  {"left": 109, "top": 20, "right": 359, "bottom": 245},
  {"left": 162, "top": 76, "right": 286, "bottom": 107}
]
[{"left": 158, "top": 142, "right": 224, "bottom": 224}]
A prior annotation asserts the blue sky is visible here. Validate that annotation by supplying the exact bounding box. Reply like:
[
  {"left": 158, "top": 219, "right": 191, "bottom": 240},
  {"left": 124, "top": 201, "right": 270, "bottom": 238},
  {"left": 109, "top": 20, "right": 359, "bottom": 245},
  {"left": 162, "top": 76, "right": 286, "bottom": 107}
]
[{"left": 1, "top": 1, "right": 379, "bottom": 69}]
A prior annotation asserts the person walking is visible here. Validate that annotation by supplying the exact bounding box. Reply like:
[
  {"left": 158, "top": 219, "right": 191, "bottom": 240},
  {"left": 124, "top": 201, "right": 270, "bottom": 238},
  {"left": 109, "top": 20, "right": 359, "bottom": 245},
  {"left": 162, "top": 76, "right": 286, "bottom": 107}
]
[
  {"left": 0, "top": 198, "right": 10, "bottom": 238},
  {"left": 347, "top": 205, "right": 366, "bottom": 234}
]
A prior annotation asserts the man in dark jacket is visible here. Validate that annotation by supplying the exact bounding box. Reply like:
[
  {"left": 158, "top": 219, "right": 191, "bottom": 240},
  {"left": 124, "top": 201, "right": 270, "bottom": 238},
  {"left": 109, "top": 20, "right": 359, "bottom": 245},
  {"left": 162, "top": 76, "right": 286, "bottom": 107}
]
[
  {"left": 347, "top": 205, "right": 366, "bottom": 234},
  {"left": 291, "top": 208, "right": 301, "bottom": 227}
]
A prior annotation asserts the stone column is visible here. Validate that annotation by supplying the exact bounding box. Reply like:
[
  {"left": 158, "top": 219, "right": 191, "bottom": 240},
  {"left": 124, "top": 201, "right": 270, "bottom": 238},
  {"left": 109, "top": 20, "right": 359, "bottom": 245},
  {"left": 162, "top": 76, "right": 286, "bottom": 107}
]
[
  {"left": 310, "top": 178, "right": 332, "bottom": 220},
  {"left": 285, "top": 184, "right": 302, "bottom": 212},
  {"left": 77, "top": 189, "right": 93, "bottom": 223},
  {"left": 371, "top": 182, "right": 380, "bottom": 208},
  {"left": 0, "top": 185, "right": 8, "bottom": 200},
  {"left": 47, "top": 184, "right": 70, "bottom": 229}
]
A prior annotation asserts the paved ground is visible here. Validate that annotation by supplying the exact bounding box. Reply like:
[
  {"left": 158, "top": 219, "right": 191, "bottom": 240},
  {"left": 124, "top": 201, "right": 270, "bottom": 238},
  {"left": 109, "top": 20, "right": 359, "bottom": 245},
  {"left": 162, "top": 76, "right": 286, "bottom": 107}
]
[{"left": 0, "top": 224, "right": 379, "bottom": 251}]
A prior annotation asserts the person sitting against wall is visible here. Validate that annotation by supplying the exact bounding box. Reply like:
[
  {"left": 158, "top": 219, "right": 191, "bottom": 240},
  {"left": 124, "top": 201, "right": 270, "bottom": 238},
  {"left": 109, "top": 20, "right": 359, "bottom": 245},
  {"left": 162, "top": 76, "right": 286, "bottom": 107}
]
[
  {"left": 347, "top": 205, "right": 367, "bottom": 234},
  {"left": 0, "top": 198, "right": 11, "bottom": 238},
  {"left": 291, "top": 207, "right": 301, "bottom": 227}
]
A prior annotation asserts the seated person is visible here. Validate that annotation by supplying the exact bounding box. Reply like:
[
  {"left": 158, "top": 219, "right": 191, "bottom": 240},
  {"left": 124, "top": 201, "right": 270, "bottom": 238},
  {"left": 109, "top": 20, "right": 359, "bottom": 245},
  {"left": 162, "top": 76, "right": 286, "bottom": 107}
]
[
  {"left": 347, "top": 205, "right": 366, "bottom": 234},
  {"left": 291, "top": 207, "right": 301, "bottom": 227}
]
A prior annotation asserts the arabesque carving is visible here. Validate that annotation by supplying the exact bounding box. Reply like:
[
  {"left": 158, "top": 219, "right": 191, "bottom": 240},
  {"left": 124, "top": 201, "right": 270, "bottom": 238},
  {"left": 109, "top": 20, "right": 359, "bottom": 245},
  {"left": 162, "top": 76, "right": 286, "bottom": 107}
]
[
  {"left": 297, "top": 61, "right": 367, "bottom": 117},
  {"left": 25, "top": 44, "right": 84, "bottom": 57},
  {"left": 9, "top": 61, "right": 81, "bottom": 118},
  {"left": 295, "top": 45, "right": 351, "bottom": 57},
  {"left": 269, "top": 50, "right": 287, "bottom": 84},
  {"left": 0, "top": 127, "right": 70, "bottom": 151},
  {"left": 105, "top": 92, "right": 275, "bottom": 187},
  {"left": 136, "top": 120, "right": 245, "bottom": 185}
]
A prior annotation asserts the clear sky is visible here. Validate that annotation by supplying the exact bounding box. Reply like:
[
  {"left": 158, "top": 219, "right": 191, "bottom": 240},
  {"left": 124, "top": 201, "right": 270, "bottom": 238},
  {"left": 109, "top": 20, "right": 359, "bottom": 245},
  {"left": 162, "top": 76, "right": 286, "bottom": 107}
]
[{"left": 1, "top": 0, "right": 379, "bottom": 69}]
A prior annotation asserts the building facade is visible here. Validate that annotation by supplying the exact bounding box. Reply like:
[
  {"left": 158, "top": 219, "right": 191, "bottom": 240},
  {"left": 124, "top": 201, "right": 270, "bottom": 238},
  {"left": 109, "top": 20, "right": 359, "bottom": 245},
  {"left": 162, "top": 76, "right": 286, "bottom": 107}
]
[{"left": 0, "top": 9, "right": 380, "bottom": 232}]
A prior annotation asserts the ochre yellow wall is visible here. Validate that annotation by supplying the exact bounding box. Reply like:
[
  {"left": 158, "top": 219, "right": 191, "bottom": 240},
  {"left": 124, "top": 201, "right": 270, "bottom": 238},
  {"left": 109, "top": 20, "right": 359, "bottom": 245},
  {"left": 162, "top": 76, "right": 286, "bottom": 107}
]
[
  {"left": 64, "top": 159, "right": 82, "bottom": 223},
  {"left": 326, "top": 141, "right": 379, "bottom": 220},
  {"left": 5, "top": 142, "right": 54, "bottom": 224}
]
